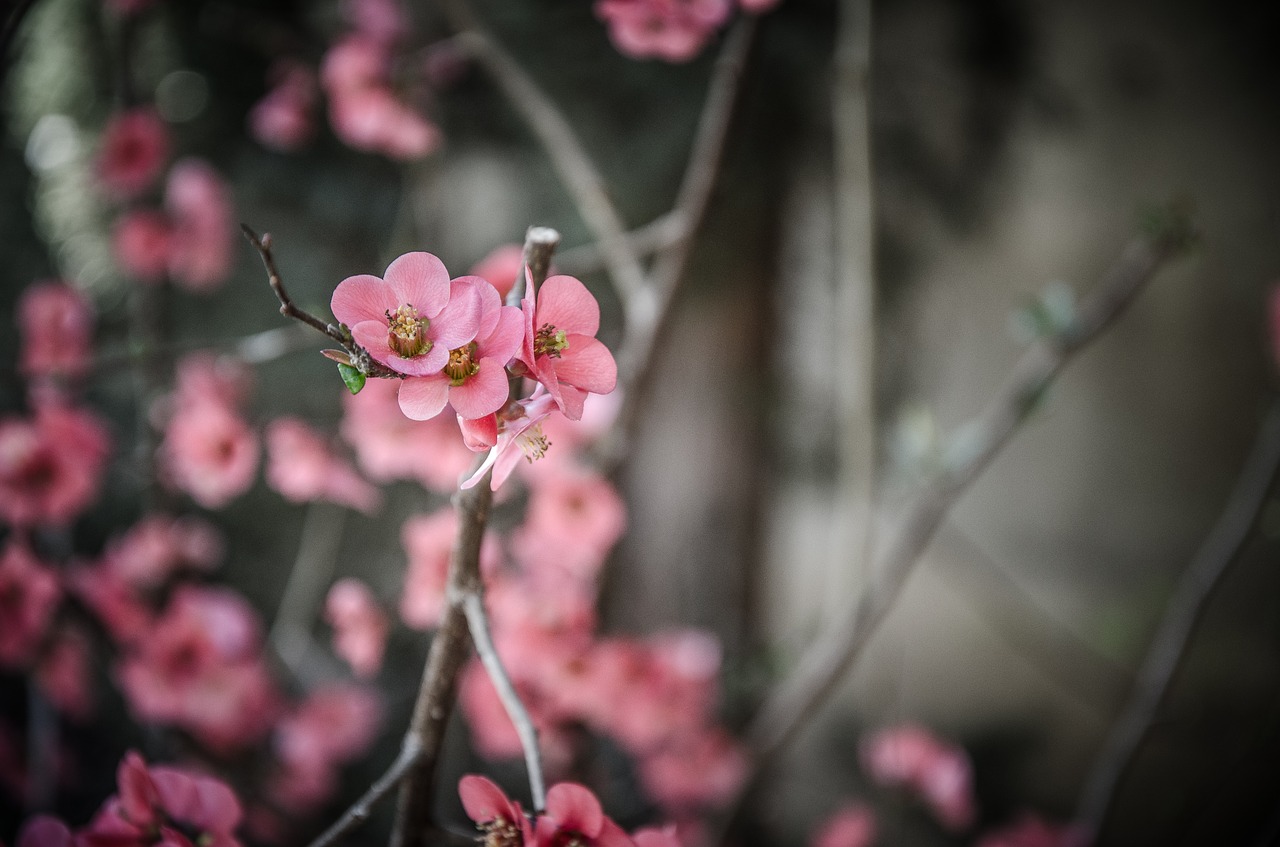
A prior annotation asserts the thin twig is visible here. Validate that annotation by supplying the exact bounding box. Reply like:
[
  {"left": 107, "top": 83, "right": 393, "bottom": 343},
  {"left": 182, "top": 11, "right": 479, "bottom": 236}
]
[
  {"left": 242, "top": 225, "right": 349, "bottom": 344},
  {"left": 605, "top": 18, "right": 757, "bottom": 467},
  {"left": 440, "top": 0, "right": 648, "bottom": 305},
  {"left": 555, "top": 212, "right": 688, "bottom": 277},
  {"left": 716, "top": 223, "right": 1193, "bottom": 840},
  {"left": 828, "top": 0, "right": 877, "bottom": 620},
  {"left": 1074, "top": 400, "right": 1280, "bottom": 840},
  {"left": 268, "top": 501, "right": 348, "bottom": 680},
  {"left": 305, "top": 741, "right": 423, "bottom": 847},
  {"left": 462, "top": 592, "right": 547, "bottom": 812}
]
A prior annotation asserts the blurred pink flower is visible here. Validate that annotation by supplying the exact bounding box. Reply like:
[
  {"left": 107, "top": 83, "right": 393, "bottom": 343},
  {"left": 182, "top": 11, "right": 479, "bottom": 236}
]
[
  {"left": 17, "top": 816, "right": 73, "bottom": 847},
  {"left": 341, "top": 0, "right": 408, "bottom": 45},
  {"left": 860, "top": 723, "right": 976, "bottom": 832},
  {"left": 67, "top": 562, "right": 153, "bottom": 646},
  {"left": 0, "top": 543, "right": 61, "bottom": 668},
  {"left": 976, "top": 814, "right": 1089, "bottom": 847},
  {"left": 325, "top": 578, "right": 388, "bottom": 678},
  {"left": 738, "top": 0, "right": 780, "bottom": 11},
  {"left": 322, "top": 35, "right": 441, "bottom": 161},
  {"left": 83, "top": 750, "right": 243, "bottom": 847},
  {"left": 0, "top": 401, "right": 110, "bottom": 527},
  {"left": 638, "top": 727, "right": 747, "bottom": 813},
  {"left": 276, "top": 682, "right": 382, "bottom": 767},
  {"left": 331, "top": 252, "right": 483, "bottom": 390},
  {"left": 397, "top": 277, "right": 523, "bottom": 422},
  {"left": 595, "top": 0, "right": 732, "bottom": 62},
  {"left": 632, "top": 827, "right": 682, "bottom": 847},
  {"left": 96, "top": 108, "right": 169, "bottom": 197},
  {"left": 265, "top": 417, "right": 381, "bottom": 513},
  {"left": 340, "top": 379, "right": 475, "bottom": 491},
  {"left": 811, "top": 803, "right": 876, "bottom": 847},
  {"left": 101, "top": 513, "right": 222, "bottom": 589},
  {"left": 518, "top": 466, "right": 626, "bottom": 576},
  {"left": 112, "top": 209, "right": 173, "bottom": 282},
  {"left": 160, "top": 401, "right": 259, "bottom": 509},
  {"left": 469, "top": 243, "right": 525, "bottom": 301},
  {"left": 517, "top": 275, "right": 617, "bottom": 421},
  {"left": 250, "top": 61, "right": 317, "bottom": 152},
  {"left": 400, "top": 508, "right": 501, "bottom": 629},
  {"left": 165, "top": 159, "right": 235, "bottom": 292},
  {"left": 17, "top": 281, "right": 94, "bottom": 381}
]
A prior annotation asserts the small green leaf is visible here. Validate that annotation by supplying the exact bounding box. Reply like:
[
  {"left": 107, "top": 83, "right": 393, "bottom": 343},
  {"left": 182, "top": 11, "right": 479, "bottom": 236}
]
[{"left": 337, "top": 363, "right": 366, "bottom": 395}]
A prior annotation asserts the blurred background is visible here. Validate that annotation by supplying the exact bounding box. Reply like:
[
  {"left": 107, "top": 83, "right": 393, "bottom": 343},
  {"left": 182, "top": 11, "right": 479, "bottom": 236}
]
[{"left": 2, "top": 0, "right": 1280, "bottom": 845}]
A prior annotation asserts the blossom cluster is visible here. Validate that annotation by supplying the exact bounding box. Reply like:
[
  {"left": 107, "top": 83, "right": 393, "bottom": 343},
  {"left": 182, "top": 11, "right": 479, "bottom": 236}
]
[{"left": 595, "top": 0, "right": 782, "bottom": 63}]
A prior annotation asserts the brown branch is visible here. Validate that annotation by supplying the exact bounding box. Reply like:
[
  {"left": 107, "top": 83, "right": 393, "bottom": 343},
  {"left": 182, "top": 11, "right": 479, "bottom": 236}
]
[
  {"left": 1073, "top": 399, "right": 1280, "bottom": 841},
  {"left": 242, "top": 225, "right": 349, "bottom": 344},
  {"left": 513, "top": 226, "right": 561, "bottom": 306},
  {"left": 604, "top": 18, "right": 757, "bottom": 468},
  {"left": 716, "top": 222, "right": 1193, "bottom": 840},
  {"left": 555, "top": 212, "right": 688, "bottom": 277},
  {"left": 440, "top": 0, "right": 648, "bottom": 305},
  {"left": 461, "top": 592, "right": 547, "bottom": 812},
  {"left": 305, "top": 742, "right": 423, "bottom": 847}
]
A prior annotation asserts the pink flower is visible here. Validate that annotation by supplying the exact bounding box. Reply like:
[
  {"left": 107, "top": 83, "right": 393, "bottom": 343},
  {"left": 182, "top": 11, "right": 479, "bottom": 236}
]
[
  {"left": 516, "top": 466, "right": 626, "bottom": 578},
  {"left": 321, "top": 35, "right": 440, "bottom": 161},
  {"left": 276, "top": 683, "right": 382, "bottom": 767},
  {"left": 160, "top": 401, "right": 259, "bottom": 509},
  {"left": 400, "top": 508, "right": 501, "bottom": 629},
  {"left": 631, "top": 827, "right": 681, "bottom": 847},
  {"left": 470, "top": 243, "right": 525, "bottom": 301},
  {"left": 67, "top": 562, "right": 153, "bottom": 646},
  {"left": 112, "top": 210, "right": 173, "bottom": 282},
  {"left": 459, "top": 775, "right": 533, "bottom": 845},
  {"left": 517, "top": 275, "right": 617, "bottom": 421},
  {"left": 330, "top": 252, "right": 484, "bottom": 393},
  {"left": 340, "top": 379, "right": 475, "bottom": 491},
  {"left": 83, "top": 750, "right": 244, "bottom": 847},
  {"left": 0, "top": 543, "right": 61, "bottom": 668},
  {"left": 250, "top": 62, "right": 317, "bottom": 152},
  {"left": 165, "top": 159, "right": 234, "bottom": 292},
  {"left": 594, "top": 0, "right": 732, "bottom": 63},
  {"left": 533, "top": 782, "right": 633, "bottom": 847},
  {"left": 976, "top": 814, "right": 1089, "bottom": 847},
  {"left": 265, "top": 417, "right": 381, "bottom": 513},
  {"left": 860, "top": 723, "right": 975, "bottom": 832},
  {"left": 637, "top": 728, "right": 747, "bottom": 813},
  {"left": 17, "top": 816, "right": 74, "bottom": 847},
  {"left": 397, "top": 277, "right": 523, "bottom": 421},
  {"left": 325, "top": 578, "right": 388, "bottom": 678},
  {"left": 738, "top": 0, "right": 780, "bottom": 11},
  {"left": 341, "top": 0, "right": 409, "bottom": 45},
  {"left": 461, "top": 387, "right": 558, "bottom": 491},
  {"left": 811, "top": 803, "right": 876, "bottom": 847},
  {"left": 96, "top": 108, "right": 169, "bottom": 197},
  {"left": 101, "top": 513, "right": 222, "bottom": 589},
  {"left": 17, "top": 281, "right": 94, "bottom": 380},
  {"left": 0, "top": 401, "right": 110, "bottom": 527}
]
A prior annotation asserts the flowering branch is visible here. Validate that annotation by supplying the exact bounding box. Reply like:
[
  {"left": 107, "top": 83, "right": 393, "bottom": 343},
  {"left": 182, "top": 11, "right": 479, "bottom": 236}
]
[
  {"left": 1074, "top": 400, "right": 1280, "bottom": 841},
  {"left": 717, "top": 218, "right": 1195, "bottom": 839},
  {"left": 461, "top": 592, "right": 547, "bottom": 812},
  {"left": 242, "top": 225, "right": 348, "bottom": 344},
  {"left": 304, "top": 741, "right": 424, "bottom": 847},
  {"left": 441, "top": 0, "right": 648, "bottom": 305}
]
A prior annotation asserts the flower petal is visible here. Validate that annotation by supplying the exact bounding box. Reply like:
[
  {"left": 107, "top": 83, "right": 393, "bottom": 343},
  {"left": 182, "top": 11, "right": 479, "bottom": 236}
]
[
  {"left": 351, "top": 320, "right": 395, "bottom": 364},
  {"left": 388, "top": 344, "right": 448, "bottom": 376},
  {"left": 458, "top": 775, "right": 515, "bottom": 825},
  {"left": 397, "top": 376, "right": 450, "bottom": 420},
  {"left": 545, "top": 782, "right": 604, "bottom": 837},
  {"left": 428, "top": 281, "right": 483, "bottom": 351},
  {"left": 536, "top": 275, "right": 600, "bottom": 337},
  {"left": 331, "top": 274, "right": 398, "bottom": 327},
  {"left": 449, "top": 358, "right": 511, "bottom": 420},
  {"left": 458, "top": 414, "right": 497, "bottom": 452},
  {"left": 383, "top": 252, "right": 449, "bottom": 317},
  {"left": 555, "top": 336, "right": 617, "bottom": 395},
  {"left": 454, "top": 276, "right": 503, "bottom": 340}
]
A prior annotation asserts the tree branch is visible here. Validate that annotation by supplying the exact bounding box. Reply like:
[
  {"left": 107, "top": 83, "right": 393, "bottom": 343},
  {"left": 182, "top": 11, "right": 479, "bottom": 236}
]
[
  {"left": 304, "top": 741, "right": 423, "bottom": 847},
  {"left": 717, "top": 221, "right": 1193, "bottom": 839},
  {"left": 1074, "top": 399, "right": 1280, "bottom": 840},
  {"left": 242, "top": 225, "right": 349, "bottom": 344},
  {"left": 440, "top": 0, "right": 648, "bottom": 306}
]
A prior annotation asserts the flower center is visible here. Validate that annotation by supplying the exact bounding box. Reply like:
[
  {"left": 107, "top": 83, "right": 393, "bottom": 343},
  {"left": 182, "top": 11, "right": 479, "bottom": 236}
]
[
  {"left": 385, "top": 304, "right": 432, "bottom": 358},
  {"left": 445, "top": 342, "right": 480, "bottom": 386},
  {"left": 518, "top": 425, "right": 550, "bottom": 464},
  {"left": 480, "top": 819, "right": 523, "bottom": 847},
  {"left": 533, "top": 323, "right": 568, "bottom": 359}
]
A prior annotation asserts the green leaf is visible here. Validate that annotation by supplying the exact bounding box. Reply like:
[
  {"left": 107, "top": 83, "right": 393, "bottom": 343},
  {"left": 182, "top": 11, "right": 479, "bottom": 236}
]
[{"left": 337, "top": 363, "right": 366, "bottom": 395}]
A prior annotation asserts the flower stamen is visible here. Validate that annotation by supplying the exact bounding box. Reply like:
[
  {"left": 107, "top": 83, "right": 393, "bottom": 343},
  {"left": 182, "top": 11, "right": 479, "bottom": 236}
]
[
  {"left": 533, "top": 323, "right": 568, "bottom": 359},
  {"left": 386, "top": 304, "right": 432, "bottom": 358},
  {"left": 445, "top": 342, "right": 480, "bottom": 386}
]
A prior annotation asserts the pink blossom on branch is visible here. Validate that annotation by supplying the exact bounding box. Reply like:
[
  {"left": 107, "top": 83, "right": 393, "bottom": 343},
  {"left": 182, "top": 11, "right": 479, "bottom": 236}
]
[
  {"left": 533, "top": 781, "right": 634, "bottom": 847},
  {"left": 397, "top": 276, "right": 523, "bottom": 421},
  {"left": 165, "top": 159, "right": 235, "bottom": 292},
  {"left": 0, "top": 401, "right": 110, "bottom": 528},
  {"left": 517, "top": 274, "right": 617, "bottom": 421},
  {"left": 330, "top": 251, "right": 484, "bottom": 401},
  {"left": 458, "top": 775, "right": 533, "bottom": 846},
  {"left": 0, "top": 543, "right": 61, "bottom": 668},
  {"left": 460, "top": 386, "right": 557, "bottom": 491},
  {"left": 860, "top": 723, "right": 976, "bottom": 832},
  {"left": 249, "top": 61, "right": 318, "bottom": 152},
  {"left": 811, "top": 803, "right": 876, "bottom": 847},
  {"left": 595, "top": 0, "right": 732, "bottom": 63}
]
